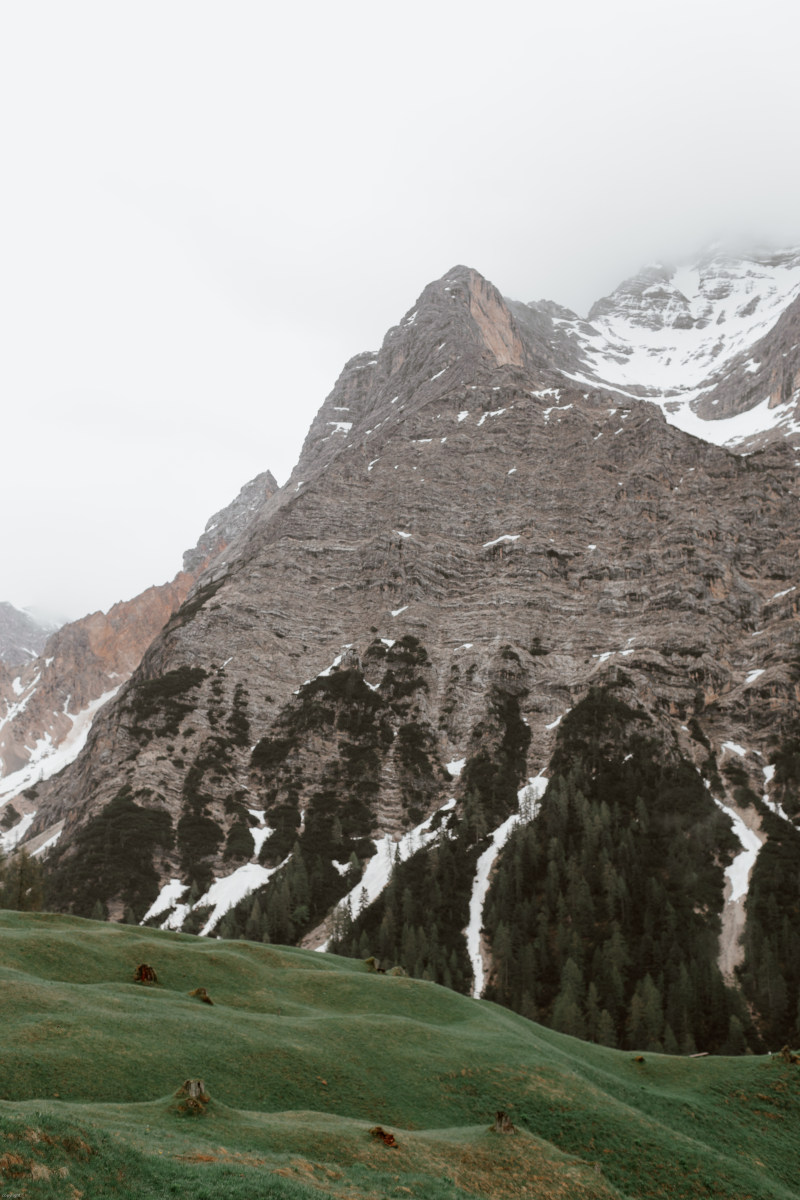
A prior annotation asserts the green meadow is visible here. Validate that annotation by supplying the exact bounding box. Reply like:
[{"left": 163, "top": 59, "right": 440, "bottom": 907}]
[{"left": 1, "top": 910, "right": 798, "bottom": 1199}]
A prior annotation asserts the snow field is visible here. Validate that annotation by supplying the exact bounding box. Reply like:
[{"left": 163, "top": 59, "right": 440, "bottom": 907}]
[{"left": 0, "top": 686, "right": 121, "bottom": 801}]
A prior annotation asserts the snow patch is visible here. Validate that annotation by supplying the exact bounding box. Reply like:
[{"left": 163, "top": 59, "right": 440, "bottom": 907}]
[
  {"left": 1, "top": 811, "right": 35, "bottom": 852},
  {"left": 761, "top": 763, "right": 792, "bottom": 822},
  {"left": 142, "top": 878, "right": 189, "bottom": 924},
  {"left": 712, "top": 798, "right": 762, "bottom": 904},
  {"left": 390, "top": 605, "right": 408, "bottom": 616},
  {"left": 744, "top": 669, "right": 765, "bottom": 685},
  {"left": 446, "top": 758, "right": 466, "bottom": 777},
  {"left": 317, "top": 799, "right": 457, "bottom": 952},
  {"left": 465, "top": 775, "right": 548, "bottom": 997},
  {"left": 482, "top": 534, "right": 520, "bottom": 549},
  {"left": 32, "top": 827, "right": 62, "bottom": 858},
  {"left": 0, "top": 686, "right": 122, "bottom": 805},
  {"left": 477, "top": 408, "right": 506, "bottom": 427}
]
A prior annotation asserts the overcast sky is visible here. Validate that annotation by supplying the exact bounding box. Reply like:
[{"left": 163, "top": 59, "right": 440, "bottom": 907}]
[{"left": 3, "top": 0, "right": 800, "bottom": 621}]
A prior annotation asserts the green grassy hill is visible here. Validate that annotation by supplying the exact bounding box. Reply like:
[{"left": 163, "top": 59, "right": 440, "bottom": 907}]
[{"left": 1, "top": 911, "right": 798, "bottom": 1199}]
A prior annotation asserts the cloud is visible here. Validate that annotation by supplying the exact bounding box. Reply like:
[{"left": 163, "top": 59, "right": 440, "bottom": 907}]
[{"left": 3, "top": 0, "right": 800, "bottom": 615}]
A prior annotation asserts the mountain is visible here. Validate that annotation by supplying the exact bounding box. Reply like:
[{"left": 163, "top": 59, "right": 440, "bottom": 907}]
[
  {"left": 0, "top": 470, "right": 277, "bottom": 846},
  {"left": 510, "top": 245, "right": 800, "bottom": 452},
  {"left": 0, "top": 602, "right": 57, "bottom": 665},
  {"left": 14, "top": 257, "right": 800, "bottom": 1054}
]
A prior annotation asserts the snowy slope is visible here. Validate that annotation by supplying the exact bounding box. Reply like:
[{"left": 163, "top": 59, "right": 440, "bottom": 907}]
[{"left": 542, "top": 247, "right": 800, "bottom": 450}]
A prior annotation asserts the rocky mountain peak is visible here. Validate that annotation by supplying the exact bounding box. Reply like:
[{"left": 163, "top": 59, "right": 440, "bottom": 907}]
[
  {"left": 587, "top": 263, "right": 693, "bottom": 331},
  {"left": 288, "top": 267, "right": 544, "bottom": 493},
  {"left": 0, "top": 471, "right": 278, "bottom": 823},
  {"left": 0, "top": 603, "right": 56, "bottom": 666},
  {"left": 9, "top": 254, "right": 800, "bottom": 1055},
  {"left": 183, "top": 470, "right": 278, "bottom": 574}
]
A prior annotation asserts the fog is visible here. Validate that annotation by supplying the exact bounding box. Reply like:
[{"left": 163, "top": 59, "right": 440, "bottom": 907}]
[{"left": 3, "top": 0, "right": 799, "bottom": 619}]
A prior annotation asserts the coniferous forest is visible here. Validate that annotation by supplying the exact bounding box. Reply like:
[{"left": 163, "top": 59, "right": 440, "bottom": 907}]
[{"left": 482, "top": 688, "right": 757, "bottom": 1053}]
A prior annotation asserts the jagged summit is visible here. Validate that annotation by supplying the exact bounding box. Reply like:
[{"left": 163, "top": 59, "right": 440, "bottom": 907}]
[
  {"left": 290, "top": 252, "right": 800, "bottom": 492},
  {"left": 0, "top": 603, "right": 57, "bottom": 666},
  {"left": 183, "top": 470, "right": 278, "bottom": 574},
  {"left": 290, "top": 266, "right": 535, "bottom": 488},
  {"left": 5, "top": 250, "right": 800, "bottom": 1054}
]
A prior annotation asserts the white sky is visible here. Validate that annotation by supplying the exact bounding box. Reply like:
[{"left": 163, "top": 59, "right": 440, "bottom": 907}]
[{"left": 3, "top": 0, "right": 800, "bottom": 621}]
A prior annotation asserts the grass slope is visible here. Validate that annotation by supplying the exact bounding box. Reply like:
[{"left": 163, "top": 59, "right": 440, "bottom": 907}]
[{"left": 0, "top": 911, "right": 798, "bottom": 1200}]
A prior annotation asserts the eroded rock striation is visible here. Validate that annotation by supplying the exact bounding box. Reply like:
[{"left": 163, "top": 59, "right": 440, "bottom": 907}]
[{"left": 16, "top": 261, "right": 800, "bottom": 1049}]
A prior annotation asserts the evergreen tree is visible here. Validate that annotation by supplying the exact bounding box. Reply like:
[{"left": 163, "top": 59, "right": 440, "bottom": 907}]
[{"left": 482, "top": 687, "right": 752, "bottom": 1053}]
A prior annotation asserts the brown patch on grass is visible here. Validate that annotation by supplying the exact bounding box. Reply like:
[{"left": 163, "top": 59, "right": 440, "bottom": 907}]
[
  {"left": 369, "top": 1125, "right": 398, "bottom": 1147},
  {"left": 0, "top": 1152, "right": 27, "bottom": 1175}
]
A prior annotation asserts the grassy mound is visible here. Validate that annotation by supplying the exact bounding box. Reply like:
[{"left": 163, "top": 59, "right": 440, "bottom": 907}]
[{"left": 1, "top": 911, "right": 798, "bottom": 1199}]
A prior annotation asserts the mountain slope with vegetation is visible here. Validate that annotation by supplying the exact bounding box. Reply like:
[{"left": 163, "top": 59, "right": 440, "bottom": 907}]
[{"left": 10, "top": 260, "right": 800, "bottom": 1058}]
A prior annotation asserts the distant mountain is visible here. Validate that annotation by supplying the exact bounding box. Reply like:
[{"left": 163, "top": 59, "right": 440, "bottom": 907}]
[
  {"left": 510, "top": 246, "right": 800, "bottom": 452},
  {"left": 16, "top": 255, "right": 800, "bottom": 1054},
  {"left": 0, "top": 603, "right": 58, "bottom": 665},
  {"left": 0, "top": 470, "right": 277, "bottom": 846}
]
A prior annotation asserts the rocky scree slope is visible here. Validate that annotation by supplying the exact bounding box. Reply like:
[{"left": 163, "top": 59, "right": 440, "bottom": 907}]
[
  {"left": 0, "top": 471, "right": 277, "bottom": 844},
  {"left": 21, "top": 264, "right": 800, "bottom": 1049}
]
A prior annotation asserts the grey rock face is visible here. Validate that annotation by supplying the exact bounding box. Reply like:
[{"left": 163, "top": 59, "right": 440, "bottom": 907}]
[
  {"left": 25, "top": 265, "right": 800, "bottom": 951},
  {"left": 182, "top": 471, "right": 278, "bottom": 575}
]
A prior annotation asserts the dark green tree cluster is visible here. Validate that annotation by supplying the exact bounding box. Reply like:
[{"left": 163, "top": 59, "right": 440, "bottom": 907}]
[
  {"left": 769, "top": 696, "right": 800, "bottom": 820},
  {"left": 0, "top": 847, "right": 44, "bottom": 911},
  {"left": 460, "top": 684, "right": 531, "bottom": 840},
  {"left": 44, "top": 787, "right": 173, "bottom": 921},
  {"left": 177, "top": 732, "right": 235, "bottom": 891},
  {"left": 251, "top": 661, "right": 395, "bottom": 862},
  {"left": 330, "top": 679, "right": 531, "bottom": 986},
  {"left": 330, "top": 825, "right": 477, "bottom": 991},
  {"left": 227, "top": 644, "right": 529, "bottom": 961},
  {"left": 483, "top": 688, "right": 753, "bottom": 1053},
  {"left": 740, "top": 806, "right": 800, "bottom": 1047},
  {"left": 225, "top": 683, "right": 251, "bottom": 747},
  {"left": 123, "top": 666, "right": 207, "bottom": 743},
  {"left": 217, "top": 838, "right": 361, "bottom": 944}
]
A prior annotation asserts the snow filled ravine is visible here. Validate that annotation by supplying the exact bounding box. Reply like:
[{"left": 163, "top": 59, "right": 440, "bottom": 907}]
[
  {"left": 0, "top": 686, "right": 122, "bottom": 806},
  {"left": 465, "top": 774, "right": 548, "bottom": 999},
  {"left": 712, "top": 796, "right": 763, "bottom": 904},
  {"left": 315, "top": 798, "right": 457, "bottom": 953},
  {"left": 142, "top": 812, "right": 278, "bottom": 935}
]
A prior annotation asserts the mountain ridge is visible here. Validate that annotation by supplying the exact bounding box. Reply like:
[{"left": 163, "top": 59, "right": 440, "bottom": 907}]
[{"left": 7, "top": 254, "right": 800, "bottom": 1052}]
